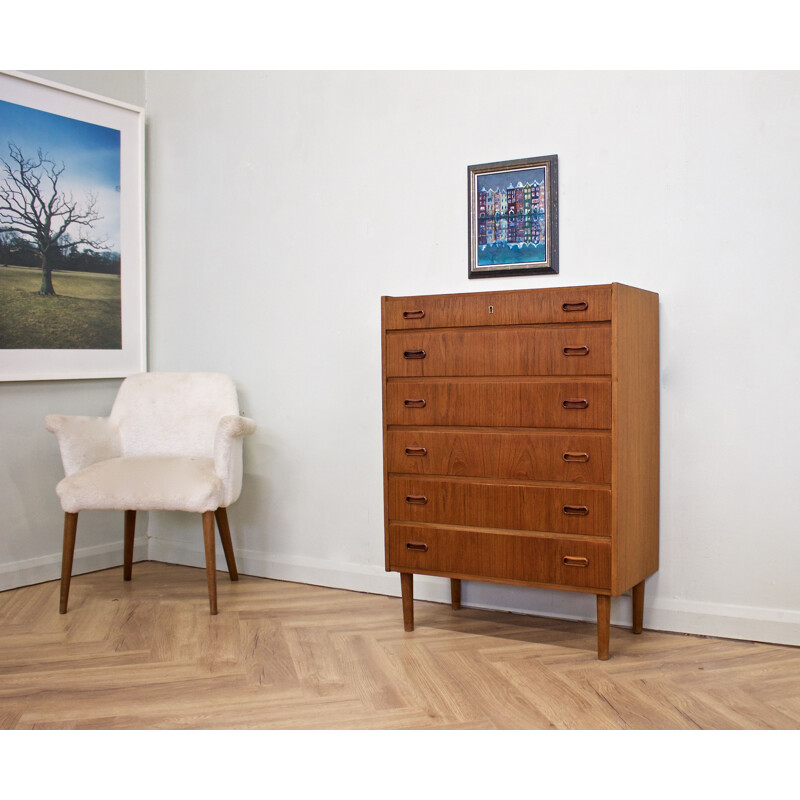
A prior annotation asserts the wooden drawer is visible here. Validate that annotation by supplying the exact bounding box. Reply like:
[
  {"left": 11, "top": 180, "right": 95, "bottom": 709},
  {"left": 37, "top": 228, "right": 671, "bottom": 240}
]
[
  {"left": 383, "top": 285, "right": 611, "bottom": 330},
  {"left": 388, "top": 476, "right": 610, "bottom": 536},
  {"left": 385, "top": 430, "right": 611, "bottom": 483},
  {"left": 385, "top": 324, "right": 611, "bottom": 377},
  {"left": 388, "top": 524, "right": 611, "bottom": 590},
  {"left": 385, "top": 380, "right": 611, "bottom": 429}
]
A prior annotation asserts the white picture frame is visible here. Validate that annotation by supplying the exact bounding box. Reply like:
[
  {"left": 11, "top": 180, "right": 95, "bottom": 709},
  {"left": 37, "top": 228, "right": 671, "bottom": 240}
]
[{"left": 0, "top": 70, "right": 146, "bottom": 381}]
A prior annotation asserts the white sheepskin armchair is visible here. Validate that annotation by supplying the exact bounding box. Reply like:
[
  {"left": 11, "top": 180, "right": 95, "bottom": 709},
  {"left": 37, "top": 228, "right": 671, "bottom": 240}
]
[{"left": 45, "top": 372, "right": 256, "bottom": 615}]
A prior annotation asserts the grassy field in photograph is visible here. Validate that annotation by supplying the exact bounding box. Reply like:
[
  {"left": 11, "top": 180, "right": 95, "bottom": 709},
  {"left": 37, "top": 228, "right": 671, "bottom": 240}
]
[{"left": 0, "top": 265, "right": 121, "bottom": 349}]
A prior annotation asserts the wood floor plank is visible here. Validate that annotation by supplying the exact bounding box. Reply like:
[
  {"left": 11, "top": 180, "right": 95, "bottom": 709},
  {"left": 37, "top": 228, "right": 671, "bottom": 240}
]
[
  {"left": 282, "top": 624, "right": 349, "bottom": 698},
  {"left": 332, "top": 632, "right": 408, "bottom": 712},
  {"left": 623, "top": 678, "right": 745, "bottom": 730},
  {"left": 1, "top": 561, "right": 799, "bottom": 729},
  {"left": 433, "top": 649, "right": 556, "bottom": 729},
  {"left": 380, "top": 638, "right": 510, "bottom": 727},
  {"left": 238, "top": 617, "right": 300, "bottom": 689}
]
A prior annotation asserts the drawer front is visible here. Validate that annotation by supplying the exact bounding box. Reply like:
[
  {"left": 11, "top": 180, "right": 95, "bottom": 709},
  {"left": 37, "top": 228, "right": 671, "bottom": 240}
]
[
  {"left": 383, "top": 285, "right": 611, "bottom": 330},
  {"left": 385, "top": 430, "right": 611, "bottom": 483},
  {"left": 385, "top": 380, "right": 611, "bottom": 429},
  {"left": 389, "top": 476, "right": 610, "bottom": 536},
  {"left": 388, "top": 524, "right": 611, "bottom": 590},
  {"left": 385, "top": 324, "right": 611, "bottom": 378}
]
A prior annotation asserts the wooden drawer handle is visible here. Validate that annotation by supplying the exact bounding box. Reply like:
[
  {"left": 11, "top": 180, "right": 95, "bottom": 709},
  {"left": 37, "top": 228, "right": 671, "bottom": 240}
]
[
  {"left": 404, "top": 399, "right": 426, "bottom": 408},
  {"left": 563, "top": 556, "right": 589, "bottom": 567},
  {"left": 562, "top": 301, "right": 588, "bottom": 312},
  {"left": 403, "top": 310, "right": 425, "bottom": 319},
  {"left": 405, "top": 495, "right": 428, "bottom": 505},
  {"left": 563, "top": 505, "right": 589, "bottom": 516},
  {"left": 406, "top": 542, "right": 428, "bottom": 552},
  {"left": 562, "top": 398, "right": 589, "bottom": 409},
  {"left": 405, "top": 447, "right": 428, "bottom": 457},
  {"left": 563, "top": 345, "right": 590, "bottom": 356},
  {"left": 403, "top": 349, "right": 427, "bottom": 359},
  {"left": 563, "top": 452, "right": 590, "bottom": 463}
]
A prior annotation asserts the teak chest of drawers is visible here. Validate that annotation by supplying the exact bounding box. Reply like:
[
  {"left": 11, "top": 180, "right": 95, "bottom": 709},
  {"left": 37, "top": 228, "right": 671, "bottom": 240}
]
[{"left": 380, "top": 283, "right": 659, "bottom": 659}]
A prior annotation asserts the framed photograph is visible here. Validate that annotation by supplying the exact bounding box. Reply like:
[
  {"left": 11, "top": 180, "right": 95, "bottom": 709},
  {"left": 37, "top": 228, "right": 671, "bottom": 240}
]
[
  {"left": 0, "top": 71, "right": 146, "bottom": 381},
  {"left": 468, "top": 154, "right": 558, "bottom": 279}
]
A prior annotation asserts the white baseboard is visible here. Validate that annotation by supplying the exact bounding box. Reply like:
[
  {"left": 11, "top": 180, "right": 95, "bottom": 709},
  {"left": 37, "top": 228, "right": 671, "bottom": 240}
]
[
  {"left": 0, "top": 538, "right": 148, "bottom": 593},
  {"left": 644, "top": 598, "right": 800, "bottom": 648},
  {"left": 146, "top": 536, "right": 800, "bottom": 648},
  {"left": 147, "top": 536, "right": 396, "bottom": 595}
]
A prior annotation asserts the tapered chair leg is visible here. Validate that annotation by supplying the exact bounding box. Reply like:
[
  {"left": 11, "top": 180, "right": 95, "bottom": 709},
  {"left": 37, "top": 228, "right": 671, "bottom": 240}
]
[
  {"left": 214, "top": 507, "right": 239, "bottom": 581},
  {"left": 123, "top": 510, "right": 136, "bottom": 581},
  {"left": 202, "top": 510, "right": 218, "bottom": 615},
  {"left": 60, "top": 512, "right": 79, "bottom": 614}
]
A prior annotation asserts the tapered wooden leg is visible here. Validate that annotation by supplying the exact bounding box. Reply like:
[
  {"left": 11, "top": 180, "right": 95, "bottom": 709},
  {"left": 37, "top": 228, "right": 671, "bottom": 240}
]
[
  {"left": 214, "top": 507, "right": 239, "bottom": 581},
  {"left": 59, "top": 512, "right": 79, "bottom": 614},
  {"left": 400, "top": 572, "right": 414, "bottom": 631},
  {"left": 450, "top": 578, "right": 462, "bottom": 610},
  {"left": 632, "top": 580, "right": 645, "bottom": 634},
  {"left": 596, "top": 594, "right": 610, "bottom": 660},
  {"left": 202, "top": 510, "right": 218, "bottom": 615},
  {"left": 123, "top": 510, "right": 136, "bottom": 581}
]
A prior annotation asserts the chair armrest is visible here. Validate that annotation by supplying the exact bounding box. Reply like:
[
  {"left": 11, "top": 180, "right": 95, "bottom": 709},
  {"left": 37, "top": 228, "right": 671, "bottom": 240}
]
[
  {"left": 214, "top": 415, "right": 256, "bottom": 507},
  {"left": 44, "top": 414, "right": 122, "bottom": 476},
  {"left": 217, "top": 415, "right": 257, "bottom": 439}
]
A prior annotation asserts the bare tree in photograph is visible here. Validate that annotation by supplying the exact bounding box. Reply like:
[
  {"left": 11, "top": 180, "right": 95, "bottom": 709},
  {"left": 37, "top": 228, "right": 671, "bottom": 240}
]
[{"left": 0, "top": 142, "right": 107, "bottom": 296}]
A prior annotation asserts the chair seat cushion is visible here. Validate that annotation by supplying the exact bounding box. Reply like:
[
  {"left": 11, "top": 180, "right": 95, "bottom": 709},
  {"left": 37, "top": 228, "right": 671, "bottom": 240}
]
[{"left": 55, "top": 456, "right": 224, "bottom": 513}]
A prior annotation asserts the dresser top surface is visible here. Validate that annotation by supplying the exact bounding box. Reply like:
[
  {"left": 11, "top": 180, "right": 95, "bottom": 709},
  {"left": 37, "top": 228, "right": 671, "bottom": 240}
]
[{"left": 381, "top": 282, "right": 656, "bottom": 302}]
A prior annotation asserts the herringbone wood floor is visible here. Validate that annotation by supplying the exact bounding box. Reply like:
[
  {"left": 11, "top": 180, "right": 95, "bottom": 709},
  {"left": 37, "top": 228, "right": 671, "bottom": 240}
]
[{"left": 1, "top": 561, "right": 799, "bottom": 729}]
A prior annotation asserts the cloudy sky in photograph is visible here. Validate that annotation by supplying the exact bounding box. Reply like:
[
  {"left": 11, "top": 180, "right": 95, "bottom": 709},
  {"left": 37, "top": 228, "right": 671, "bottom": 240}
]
[{"left": 0, "top": 98, "right": 121, "bottom": 250}]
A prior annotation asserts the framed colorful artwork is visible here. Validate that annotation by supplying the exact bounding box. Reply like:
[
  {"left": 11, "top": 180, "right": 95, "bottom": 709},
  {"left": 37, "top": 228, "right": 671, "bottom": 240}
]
[
  {"left": 0, "top": 70, "right": 146, "bottom": 381},
  {"left": 468, "top": 154, "right": 558, "bottom": 279}
]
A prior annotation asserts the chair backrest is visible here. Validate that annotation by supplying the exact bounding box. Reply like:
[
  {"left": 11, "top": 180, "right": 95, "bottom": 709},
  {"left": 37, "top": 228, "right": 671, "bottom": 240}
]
[{"left": 110, "top": 372, "right": 240, "bottom": 458}]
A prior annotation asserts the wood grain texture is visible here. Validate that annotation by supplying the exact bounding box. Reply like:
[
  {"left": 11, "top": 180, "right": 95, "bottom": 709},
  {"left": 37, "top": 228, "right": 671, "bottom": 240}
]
[
  {"left": 385, "top": 429, "right": 611, "bottom": 483},
  {"left": 215, "top": 508, "right": 239, "bottom": 581},
  {"left": 385, "top": 380, "right": 611, "bottom": 428},
  {"left": 383, "top": 285, "right": 612, "bottom": 330},
  {"left": 381, "top": 283, "right": 659, "bottom": 659},
  {"left": 388, "top": 476, "right": 611, "bottom": 536},
  {"left": 3, "top": 563, "right": 798, "bottom": 730},
  {"left": 59, "top": 512, "right": 79, "bottom": 614},
  {"left": 388, "top": 524, "right": 611, "bottom": 589},
  {"left": 385, "top": 324, "right": 611, "bottom": 377},
  {"left": 611, "top": 283, "right": 660, "bottom": 594}
]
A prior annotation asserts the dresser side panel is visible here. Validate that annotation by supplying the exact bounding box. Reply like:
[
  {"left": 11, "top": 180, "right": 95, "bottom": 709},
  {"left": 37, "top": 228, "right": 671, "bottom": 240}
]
[
  {"left": 611, "top": 284, "right": 660, "bottom": 594},
  {"left": 381, "top": 297, "right": 392, "bottom": 571}
]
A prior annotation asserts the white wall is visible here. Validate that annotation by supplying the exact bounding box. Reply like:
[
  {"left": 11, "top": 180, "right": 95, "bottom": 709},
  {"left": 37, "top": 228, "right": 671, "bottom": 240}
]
[
  {"left": 5, "top": 70, "right": 800, "bottom": 648},
  {"left": 0, "top": 71, "right": 148, "bottom": 591}
]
